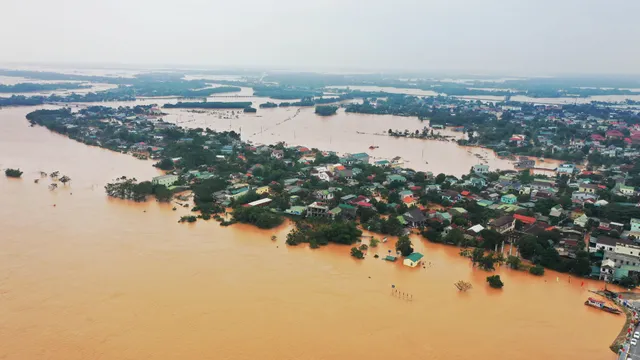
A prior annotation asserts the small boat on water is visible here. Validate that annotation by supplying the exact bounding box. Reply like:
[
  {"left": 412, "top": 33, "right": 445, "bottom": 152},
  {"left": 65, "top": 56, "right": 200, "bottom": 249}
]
[
  {"left": 584, "top": 297, "right": 621, "bottom": 314},
  {"left": 369, "top": 145, "right": 379, "bottom": 150},
  {"left": 382, "top": 237, "right": 388, "bottom": 243}
]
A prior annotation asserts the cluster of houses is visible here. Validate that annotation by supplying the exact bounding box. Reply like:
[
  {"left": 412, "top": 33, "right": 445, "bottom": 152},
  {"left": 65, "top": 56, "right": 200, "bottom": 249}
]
[{"left": 36, "top": 103, "right": 640, "bottom": 277}]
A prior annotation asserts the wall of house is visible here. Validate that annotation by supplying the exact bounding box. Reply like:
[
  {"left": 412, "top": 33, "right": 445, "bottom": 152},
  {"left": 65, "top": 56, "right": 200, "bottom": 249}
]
[{"left": 603, "top": 251, "right": 640, "bottom": 268}]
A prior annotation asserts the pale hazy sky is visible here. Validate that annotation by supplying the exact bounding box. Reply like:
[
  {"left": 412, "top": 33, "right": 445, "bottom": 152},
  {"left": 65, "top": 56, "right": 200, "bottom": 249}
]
[{"left": 3, "top": 0, "right": 639, "bottom": 75}]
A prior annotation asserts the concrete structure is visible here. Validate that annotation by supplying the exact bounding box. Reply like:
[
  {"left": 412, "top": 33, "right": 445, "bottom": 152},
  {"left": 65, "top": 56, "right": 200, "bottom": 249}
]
[
  {"left": 490, "top": 215, "right": 515, "bottom": 234},
  {"left": 578, "top": 183, "right": 599, "bottom": 194},
  {"left": 247, "top": 198, "right": 272, "bottom": 207},
  {"left": 472, "top": 164, "right": 489, "bottom": 174},
  {"left": 618, "top": 185, "right": 635, "bottom": 196},
  {"left": 500, "top": 194, "right": 517, "bottom": 204},
  {"left": 306, "top": 202, "right": 330, "bottom": 218},
  {"left": 403, "top": 209, "right": 427, "bottom": 228},
  {"left": 403, "top": 252, "right": 424, "bottom": 267},
  {"left": 152, "top": 174, "right": 179, "bottom": 187},
  {"left": 556, "top": 163, "right": 577, "bottom": 174}
]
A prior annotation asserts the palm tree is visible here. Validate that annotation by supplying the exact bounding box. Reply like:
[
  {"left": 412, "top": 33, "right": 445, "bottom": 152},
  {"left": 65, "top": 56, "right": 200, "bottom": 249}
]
[
  {"left": 49, "top": 183, "right": 58, "bottom": 191},
  {"left": 50, "top": 171, "right": 60, "bottom": 179}
]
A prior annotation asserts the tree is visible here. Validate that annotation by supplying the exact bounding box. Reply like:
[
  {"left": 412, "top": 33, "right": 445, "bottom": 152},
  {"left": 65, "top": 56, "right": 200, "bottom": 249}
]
[
  {"left": 395, "top": 236, "right": 414, "bottom": 256},
  {"left": 381, "top": 216, "right": 404, "bottom": 236},
  {"left": 444, "top": 228, "right": 465, "bottom": 245},
  {"left": 479, "top": 253, "right": 497, "bottom": 271},
  {"left": 153, "top": 184, "right": 172, "bottom": 202},
  {"left": 529, "top": 265, "right": 545, "bottom": 276},
  {"left": 435, "top": 173, "right": 446, "bottom": 184},
  {"left": 471, "top": 248, "right": 485, "bottom": 266},
  {"left": 155, "top": 158, "right": 174, "bottom": 170},
  {"left": 59, "top": 175, "right": 71, "bottom": 185},
  {"left": 619, "top": 276, "right": 637, "bottom": 289},
  {"left": 370, "top": 238, "right": 380, "bottom": 247},
  {"left": 487, "top": 275, "right": 504, "bottom": 289},
  {"left": 506, "top": 255, "right": 522, "bottom": 270},
  {"left": 350, "top": 247, "right": 364, "bottom": 259}
]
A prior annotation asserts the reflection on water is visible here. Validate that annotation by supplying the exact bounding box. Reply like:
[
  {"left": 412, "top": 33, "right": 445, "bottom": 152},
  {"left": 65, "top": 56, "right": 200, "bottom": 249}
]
[{"left": 0, "top": 105, "right": 622, "bottom": 360}]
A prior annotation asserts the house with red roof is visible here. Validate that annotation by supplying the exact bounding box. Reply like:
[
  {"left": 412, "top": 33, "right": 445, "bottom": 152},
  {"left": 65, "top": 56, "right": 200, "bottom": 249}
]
[
  {"left": 514, "top": 214, "right": 536, "bottom": 225},
  {"left": 590, "top": 133, "right": 605, "bottom": 142},
  {"left": 606, "top": 129, "right": 624, "bottom": 139}
]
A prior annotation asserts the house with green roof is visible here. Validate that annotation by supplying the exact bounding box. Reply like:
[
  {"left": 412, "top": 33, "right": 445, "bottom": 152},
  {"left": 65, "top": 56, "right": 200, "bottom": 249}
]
[
  {"left": 285, "top": 206, "right": 306, "bottom": 216},
  {"left": 477, "top": 199, "right": 494, "bottom": 207},
  {"left": 403, "top": 252, "right": 424, "bottom": 267},
  {"left": 387, "top": 174, "right": 407, "bottom": 184}
]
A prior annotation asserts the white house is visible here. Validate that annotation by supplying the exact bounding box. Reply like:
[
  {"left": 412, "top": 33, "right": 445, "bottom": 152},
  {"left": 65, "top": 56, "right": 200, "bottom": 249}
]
[
  {"left": 152, "top": 174, "right": 179, "bottom": 187},
  {"left": 556, "top": 163, "right": 577, "bottom": 175},
  {"left": 472, "top": 164, "right": 489, "bottom": 174},
  {"left": 403, "top": 252, "right": 424, "bottom": 267},
  {"left": 573, "top": 214, "right": 589, "bottom": 228},
  {"left": 631, "top": 218, "right": 640, "bottom": 234}
]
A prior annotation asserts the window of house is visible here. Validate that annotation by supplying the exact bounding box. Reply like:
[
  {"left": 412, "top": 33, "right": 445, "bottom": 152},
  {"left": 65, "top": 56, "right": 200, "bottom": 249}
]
[{"left": 627, "top": 261, "right": 630, "bottom": 265}]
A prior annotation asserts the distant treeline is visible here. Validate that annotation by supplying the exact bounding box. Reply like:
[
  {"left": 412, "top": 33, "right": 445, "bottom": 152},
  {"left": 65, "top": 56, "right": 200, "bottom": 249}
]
[
  {"left": 259, "top": 102, "right": 278, "bottom": 108},
  {"left": 163, "top": 101, "right": 252, "bottom": 109},
  {"left": 252, "top": 85, "right": 322, "bottom": 99},
  {"left": 0, "top": 91, "right": 135, "bottom": 106},
  {"left": 0, "top": 82, "right": 91, "bottom": 93}
]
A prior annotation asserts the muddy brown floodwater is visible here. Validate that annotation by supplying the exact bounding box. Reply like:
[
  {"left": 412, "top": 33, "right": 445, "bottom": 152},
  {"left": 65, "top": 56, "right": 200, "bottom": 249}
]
[{"left": 0, "top": 105, "right": 621, "bottom": 360}]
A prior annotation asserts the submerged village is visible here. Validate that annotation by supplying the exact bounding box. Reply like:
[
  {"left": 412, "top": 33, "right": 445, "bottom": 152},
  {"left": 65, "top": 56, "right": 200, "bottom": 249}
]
[{"left": 7, "top": 73, "right": 640, "bottom": 354}]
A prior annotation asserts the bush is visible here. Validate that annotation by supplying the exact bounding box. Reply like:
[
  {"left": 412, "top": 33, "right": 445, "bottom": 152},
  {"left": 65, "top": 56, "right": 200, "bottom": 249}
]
[
  {"left": 486, "top": 275, "right": 504, "bottom": 289},
  {"left": 179, "top": 215, "right": 197, "bottom": 223},
  {"left": 5, "top": 168, "right": 23, "bottom": 178},
  {"left": 529, "top": 265, "right": 545, "bottom": 276},
  {"left": 359, "top": 244, "right": 369, "bottom": 251},
  {"left": 351, "top": 247, "right": 364, "bottom": 259}
]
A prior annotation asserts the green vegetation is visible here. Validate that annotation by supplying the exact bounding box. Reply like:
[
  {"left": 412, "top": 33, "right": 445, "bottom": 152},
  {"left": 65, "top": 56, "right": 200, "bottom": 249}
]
[
  {"left": 179, "top": 215, "right": 197, "bottom": 223},
  {"left": 0, "top": 82, "right": 90, "bottom": 93},
  {"left": 286, "top": 221, "right": 362, "bottom": 247},
  {"left": 163, "top": 101, "right": 252, "bottom": 109},
  {"left": 104, "top": 176, "right": 173, "bottom": 202},
  {"left": 619, "top": 276, "right": 637, "bottom": 289},
  {"left": 517, "top": 233, "right": 590, "bottom": 276},
  {"left": 487, "top": 275, "right": 504, "bottom": 289},
  {"left": 243, "top": 107, "right": 257, "bottom": 113},
  {"left": 232, "top": 206, "right": 284, "bottom": 229},
  {"left": 395, "top": 236, "right": 414, "bottom": 256},
  {"left": 5, "top": 168, "right": 23, "bottom": 178},
  {"left": 252, "top": 85, "right": 321, "bottom": 99},
  {"left": 315, "top": 105, "right": 338, "bottom": 116},
  {"left": 259, "top": 102, "right": 278, "bottom": 109},
  {"left": 529, "top": 265, "right": 545, "bottom": 276},
  {"left": 506, "top": 255, "right": 522, "bottom": 270},
  {"left": 350, "top": 247, "right": 365, "bottom": 259}
]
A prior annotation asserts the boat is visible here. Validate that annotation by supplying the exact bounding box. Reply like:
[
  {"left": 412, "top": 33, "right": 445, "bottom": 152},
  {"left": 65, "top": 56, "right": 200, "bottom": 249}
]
[
  {"left": 382, "top": 237, "right": 388, "bottom": 243},
  {"left": 369, "top": 145, "right": 379, "bottom": 150},
  {"left": 584, "top": 297, "right": 622, "bottom": 314}
]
